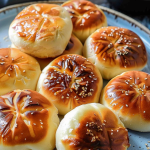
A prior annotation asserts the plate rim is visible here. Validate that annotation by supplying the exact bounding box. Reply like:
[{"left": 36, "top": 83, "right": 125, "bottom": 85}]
[{"left": 0, "top": 1, "right": 150, "bottom": 35}]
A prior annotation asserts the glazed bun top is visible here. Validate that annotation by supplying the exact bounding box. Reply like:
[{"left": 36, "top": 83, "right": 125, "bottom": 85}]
[
  {"left": 100, "top": 71, "right": 150, "bottom": 131},
  {"left": 89, "top": 26, "right": 147, "bottom": 68},
  {"left": 56, "top": 103, "right": 130, "bottom": 150},
  {"left": 0, "top": 48, "right": 41, "bottom": 96},
  {"left": 9, "top": 3, "right": 73, "bottom": 58},
  {"left": 62, "top": 0, "right": 107, "bottom": 43},
  {"left": 0, "top": 89, "right": 59, "bottom": 150},
  {"left": 37, "top": 54, "right": 103, "bottom": 115},
  {"left": 83, "top": 26, "right": 147, "bottom": 79}
]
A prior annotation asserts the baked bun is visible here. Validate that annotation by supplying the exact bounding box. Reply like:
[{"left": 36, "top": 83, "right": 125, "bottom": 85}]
[
  {"left": 35, "top": 34, "right": 83, "bottom": 70},
  {"left": 62, "top": 0, "right": 107, "bottom": 43},
  {"left": 83, "top": 26, "right": 148, "bottom": 80},
  {"left": 36, "top": 54, "right": 103, "bottom": 115},
  {"left": 0, "top": 48, "right": 41, "bottom": 96},
  {"left": 0, "top": 89, "right": 59, "bottom": 150},
  {"left": 100, "top": 71, "right": 150, "bottom": 132},
  {"left": 9, "top": 3, "right": 73, "bottom": 58},
  {"left": 56, "top": 103, "right": 130, "bottom": 150}
]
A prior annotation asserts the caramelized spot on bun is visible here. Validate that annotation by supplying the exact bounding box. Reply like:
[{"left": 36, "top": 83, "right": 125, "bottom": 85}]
[
  {"left": 62, "top": 0, "right": 107, "bottom": 43},
  {"left": 9, "top": 3, "right": 73, "bottom": 58},
  {"left": 0, "top": 48, "right": 41, "bottom": 96},
  {"left": 56, "top": 103, "right": 130, "bottom": 150},
  {"left": 83, "top": 26, "right": 147, "bottom": 79},
  {"left": 37, "top": 54, "right": 103, "bottom": 115},
  {"left": 0, "top": 90, "right": 59, "bottom": 150},
  {"left": 100, "top": 71, "right": 150, "bottom": 132}
]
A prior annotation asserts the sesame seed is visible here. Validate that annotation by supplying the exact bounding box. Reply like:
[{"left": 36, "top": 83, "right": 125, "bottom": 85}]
[
  {"left": 138, "top": 45, "right": 141, "bottom": 47},
  {"left": 8, "top": 74, "right": 10, "bottom": 76},
  {"left": 145, "top": 78, "right": 148, "bottom": 80},
  {"left": 23, "top": 70, "right": 26, "bottom": 73},
  {"left": 143, "top": 111, "right": 146, "bottom": 113},
  {"left": 126, "top": 104, "right": 128, "bottom": 107},
  {"left": 0, "top": 62, "right": 5, "bottom": 65}
]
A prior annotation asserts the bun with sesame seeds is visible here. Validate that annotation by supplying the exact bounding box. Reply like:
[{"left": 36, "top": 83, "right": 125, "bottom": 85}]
[
  {"left": 9, "top": 3, "right": 73, "bottom": 58},
  {"left": 56, "top": 103, "right": 130, "bottom": 150},
  {"left": 36, "top": 54, "right": 103, "bottom": 115},
  {"left": 0, "top": 48, "right": 41, "bottom": 96},
  {"left": 100, "top": 71, "right": 150, "bottom": 132},
  {"left": 0, "top": 89, "right": 59, "bottom": 150},
  {"left": 83, "top": 26, "right": 148, "bottom": 80},
  {"left": 62, "top": 0, "right": 107, "bottom": 43}
]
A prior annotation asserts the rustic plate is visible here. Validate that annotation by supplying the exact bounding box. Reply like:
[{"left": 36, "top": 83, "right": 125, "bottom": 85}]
[{"left": 0, "top": 1, "right": 150, "bottom": 150}]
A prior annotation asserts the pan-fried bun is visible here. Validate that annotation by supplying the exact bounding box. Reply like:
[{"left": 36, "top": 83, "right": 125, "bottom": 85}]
[
  {"left": 0, "top": 48, "right": 41, "bottom": 96},
  {"left": 62, "top": 0, "right": 107, "bottom": 43},
  {"left": 56, "top": 103, "right": 130, "bottom": 150},
  {"left": 0, "top": 89, "right": 59, "bottom": 150},
  {"left": 37, "top": 54, "right": 103, "bottom": 115},
  {"left": 9, "top": 3, "right": 73, "bottom": 58},
  {"left": 83, "top": 26, "right": 147, "bottom": 80},
  {"left": 100, "top": 71, "right": 150, "bottom": 132}
]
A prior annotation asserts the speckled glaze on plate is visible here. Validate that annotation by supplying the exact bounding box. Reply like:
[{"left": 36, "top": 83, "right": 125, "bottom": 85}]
[{"left": 0, "top": 1, "right": 150, "bottom": 150}]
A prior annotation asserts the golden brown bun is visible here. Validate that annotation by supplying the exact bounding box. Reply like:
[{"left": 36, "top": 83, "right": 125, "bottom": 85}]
[
  {"left": 100, "top": 71, "right": 150, "bottom": 132},
  {"left": 62, "top": 0, "right": 107, "bottom": 43},
  {"left": 56, "top": 103, "right": 130, "bottom": 150},
  {"left": 0, "top": 48, "right": 41, "bottom": 96},
  {"left": 9, "top": 3, "right": 73, "bottom": 58},
  {"left": 35, "top": 34, "right": 83, "bottom": 70},
  {"left": 0, "top": 89, "right": 59, "bottom": 150},
  {"left": 83, "top": 26, "right": 148, "bottom": 79},
  {"left": 37, "top": 54, "right": 103, "bottom": 115}
]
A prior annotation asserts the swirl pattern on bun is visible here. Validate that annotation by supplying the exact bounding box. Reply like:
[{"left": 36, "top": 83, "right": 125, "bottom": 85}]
[
  {"left": 62, "top": 0, "right": 107, "bottom": 43},
  {"left": 83, "top": 26, "right": 147, "bottom": 79},
  {"left": 56, "top": 103, "right": 130, "bottom": 150},
  {"left": 0, "top": 48, "right": 41, "bottom": 96},
  {"left": 9, "top": 3, "right": 73, "bottom": 58},
  {"left": 0, "top": 89, "right": 59, "bottom": 150},
  {"left": 37, "top": 54, "right": 103, "bottom": 115},
  {"left": 100, "top": 71, "right": 150, "bottom": 132}
]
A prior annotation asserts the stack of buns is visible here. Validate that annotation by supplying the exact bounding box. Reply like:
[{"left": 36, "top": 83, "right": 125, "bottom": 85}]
[{"left": 0, "top": 0, "right": 149, "bottom": 149}]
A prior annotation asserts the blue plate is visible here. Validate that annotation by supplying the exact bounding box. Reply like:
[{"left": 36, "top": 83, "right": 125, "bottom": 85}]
[{"left": 0, "top": 2, "right": 150, "bottom": 150}]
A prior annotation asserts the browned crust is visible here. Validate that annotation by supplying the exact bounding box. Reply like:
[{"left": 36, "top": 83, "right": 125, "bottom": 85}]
[
  {"left": 90, "top": 26, "right": 147, "bottom": 68},
  {"left": 103, "top": 71, "right": 150, "bottom": 121},
  {"left": 0, "top": 90, "right": 52, "bottom": 145},
  {"left": 42, "top": 54, "right": 102, "bottom": 109},
  {"left": 11, "top": 3, "right": 65, "bottom": 42},
  {"left": 62, "top": 110, "right": 129, "bottom": 150},
  {"left": 0, "top": 48, "right": 38, "bottom": 82},
  {"left": 62, "top": 0, "right": 106, "bottom": 30}
]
